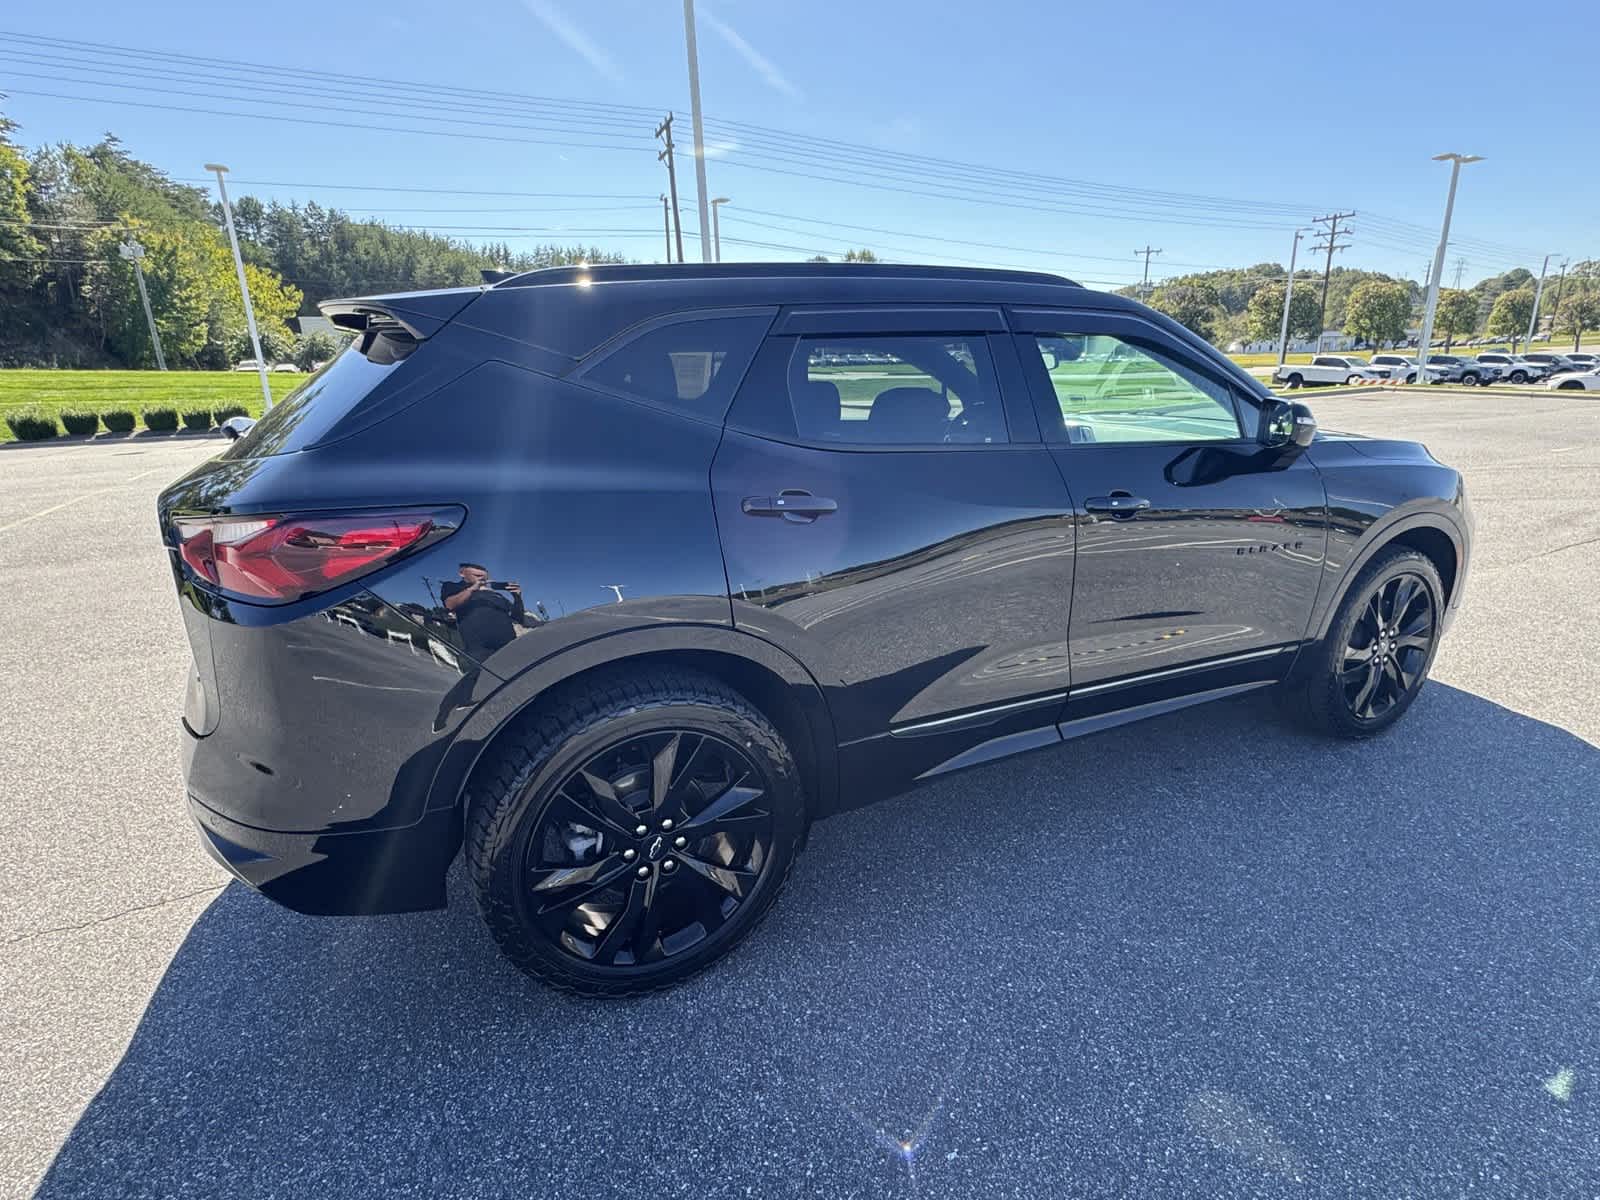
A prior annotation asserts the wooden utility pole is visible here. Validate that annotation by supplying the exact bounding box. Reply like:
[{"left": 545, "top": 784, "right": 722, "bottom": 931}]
[
  {"left": 1310, "top": 211, "right": 1355, "bottom": 343},
  {"left": 655, "top": 114, "right": 685, "bottom": 264},
  {"left": 1135, "top": 245, "right": 1163, "bottom": 300}
]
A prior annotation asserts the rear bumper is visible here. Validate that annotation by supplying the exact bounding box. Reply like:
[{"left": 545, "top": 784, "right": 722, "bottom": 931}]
[{"left": 187, "top": 789, "right": 459, "bottom": 914}]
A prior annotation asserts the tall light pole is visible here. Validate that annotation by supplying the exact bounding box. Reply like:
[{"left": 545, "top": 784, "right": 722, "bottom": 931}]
[
  {"left": 1414, "top": 153, "right": 1483, "bottom": 383},
  {"left": 1526, "top": 252, "right": 1553, "bottom": 348},
  {"left": 1277, "top": 228, "right": 1306, "bottom": 368},
  {"left": 710, "top": 197, "right": 729, "bottom": 263},
  {"left": 681, "top": 0, "right": 713, "bottom": 263},
  {"left": 205, "top": 163, "right": 273, "bottom": 411},
  {"left": 118, "top": 238, "right": 167, "bottom": 371}
]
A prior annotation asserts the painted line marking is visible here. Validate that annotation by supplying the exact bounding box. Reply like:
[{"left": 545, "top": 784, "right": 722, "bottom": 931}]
[{"left": 0, "top": 466, "right": 167, "bottom": 536}]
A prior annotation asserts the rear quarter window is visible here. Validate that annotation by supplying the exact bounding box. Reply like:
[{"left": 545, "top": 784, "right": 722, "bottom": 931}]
[
  {"left": 223, "top": 345, "right": 402, "bottom": 458},
  {"left": 577, "top": 312, "right": 774, "bottom": 422}
]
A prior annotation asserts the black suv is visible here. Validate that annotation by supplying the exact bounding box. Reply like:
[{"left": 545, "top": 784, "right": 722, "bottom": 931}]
[{"left": 159, "top": 263, "right": 1472, "bottom": 995}]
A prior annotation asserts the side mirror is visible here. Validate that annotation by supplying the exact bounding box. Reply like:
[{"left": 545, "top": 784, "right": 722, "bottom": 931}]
[
  {"left": 1258, "top": 398, "right": 1316, "bottom": 449},
  {"left": 219, "top": 415, "right": 257, "bottom": 441}
]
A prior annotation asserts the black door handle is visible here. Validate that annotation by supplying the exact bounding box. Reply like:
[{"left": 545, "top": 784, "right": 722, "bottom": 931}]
[
  {"left": 1084, "top": 493, "right": 1151, "bottom": 517},
  {"left": 742, "top": 491, "right": 838, "bottom": 522}
]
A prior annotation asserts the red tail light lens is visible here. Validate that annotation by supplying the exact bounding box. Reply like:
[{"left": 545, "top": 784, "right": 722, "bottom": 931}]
[{"left": 173, "top": 507, "right": 462, "bottom": 603}]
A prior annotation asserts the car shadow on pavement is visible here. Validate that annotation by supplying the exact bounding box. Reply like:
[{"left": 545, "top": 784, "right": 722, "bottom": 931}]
[{"left": 33, "top": 684, "right": 1600, "bottom": 1199}]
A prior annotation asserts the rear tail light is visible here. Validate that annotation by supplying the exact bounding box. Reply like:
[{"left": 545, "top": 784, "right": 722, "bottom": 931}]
[{"left": 173, "top": 506, "right": 462, "bottom": 604}]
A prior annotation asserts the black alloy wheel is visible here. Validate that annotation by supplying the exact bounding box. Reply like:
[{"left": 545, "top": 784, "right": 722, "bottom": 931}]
[
  {"left": 466, "top": 667, "right": 805, "bottom": 995},
  {"left": 1283, "top": 546, "right": 1444, "bottom": 739},
  {"left": 1339, "top": 572, "right": 1435, "bottom": 720},
  {"left": 522, "top": 729, "right": 777, "bottom": 968}
]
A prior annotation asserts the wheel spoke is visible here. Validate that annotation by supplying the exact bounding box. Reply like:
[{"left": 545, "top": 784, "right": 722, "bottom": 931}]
[
  {"left": 675, "top": 849, "right": 758, "bottom": 899},
  {"left": 576, "top": 767, "right": 642, "bottom": 833},
  {"left": 1381, "top": 655, "right": 1408, "bottom": 698},
  {"left": 681, "top": 781, "right": 764, "bottom": 832},
  {"left": 1395, "top": 629, "right": 1432, "bottom": 653},
  {"left": 650, "top": 733, "right": 681, "bottom": 813},
  {"left": 1350, "top": 658, "right": 1382, "bottom": 716},
  {"left": 1388, "top": 576, "right": 1418, "bottom": 626},
  {"left": 528, "top": 855, "right": 629, "bottom": 914},
  {"left": 594, "top": 876, "right": 651, "bottom": 962}
]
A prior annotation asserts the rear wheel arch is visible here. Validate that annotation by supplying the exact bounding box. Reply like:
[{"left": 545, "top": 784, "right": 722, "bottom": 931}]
[{"left": 430, "top": 629, "right": 840, "bottom": 827}]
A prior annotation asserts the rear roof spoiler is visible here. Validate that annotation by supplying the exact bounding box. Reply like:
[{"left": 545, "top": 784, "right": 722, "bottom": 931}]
[{"left": 318, "top": 287, "right": 485, "bottom": 340}]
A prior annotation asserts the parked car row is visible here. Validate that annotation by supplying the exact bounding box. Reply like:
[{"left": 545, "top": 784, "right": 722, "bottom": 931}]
[{"left": 1273, "top": 350, "right": 1598, "bottom": 388}]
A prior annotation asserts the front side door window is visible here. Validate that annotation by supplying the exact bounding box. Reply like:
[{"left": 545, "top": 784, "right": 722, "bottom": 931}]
[{"left": 1030, "top": 334, "right": 1241, "bottom": 444}]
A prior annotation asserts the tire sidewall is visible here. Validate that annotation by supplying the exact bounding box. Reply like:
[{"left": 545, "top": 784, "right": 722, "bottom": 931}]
[{"left": 475, "top": 692, "right": 804, "bottom": 991}]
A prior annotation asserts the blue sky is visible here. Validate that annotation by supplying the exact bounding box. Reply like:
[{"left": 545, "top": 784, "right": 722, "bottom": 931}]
[{"left": 2, "top": 0, "right": 1592, "bottom": 291}]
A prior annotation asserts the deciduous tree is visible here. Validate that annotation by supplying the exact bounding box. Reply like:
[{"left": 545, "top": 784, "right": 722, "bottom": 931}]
[
  {"left": 1343, "top": 280, "right": 1412, "bottom": 347},
  {"left": 1149, "top": 281, "right": 1224, "bottom": 341},
  {"left": 1432, "top": 288, "right": 1478, "bottom": 350},
  {"left": 1487, "top": 287, "right": 1535, "bottom": 351},
  {"left": 1245, "top": 280, "right": 1320, "bottom": 345}
]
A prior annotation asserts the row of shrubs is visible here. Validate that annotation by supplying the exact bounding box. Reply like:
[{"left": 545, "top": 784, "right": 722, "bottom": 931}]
[{"left": 4, "top": 405, "right": 252, "bottom": 442}]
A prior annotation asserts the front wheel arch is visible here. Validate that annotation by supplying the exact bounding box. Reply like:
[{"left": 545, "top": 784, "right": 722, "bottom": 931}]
[{"left": 1308, "top": 515, "right": 1463, "bottom": 645}]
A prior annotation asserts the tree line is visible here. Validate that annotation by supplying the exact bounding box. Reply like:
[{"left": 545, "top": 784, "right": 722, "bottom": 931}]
[
  {"left": 0, "top": 113, "right": 624, "bottom": 369},
  {"left": 1129, "top": 258, "right": 1599, "bottom": 352}
]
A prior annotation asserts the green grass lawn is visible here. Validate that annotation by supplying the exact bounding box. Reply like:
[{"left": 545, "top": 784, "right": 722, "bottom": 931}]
[{"left": 0, "top": 370, "right": 301, "bottom": 441}]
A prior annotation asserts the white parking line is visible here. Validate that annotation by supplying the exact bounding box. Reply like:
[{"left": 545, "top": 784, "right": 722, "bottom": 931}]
[{"left": 0, "top": 466, "right": 167, "bottom": 536}]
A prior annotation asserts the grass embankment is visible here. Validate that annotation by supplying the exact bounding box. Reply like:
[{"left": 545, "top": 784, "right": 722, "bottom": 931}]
[{"left": 0, "top": 370, "right": 301, "bottom": 442}]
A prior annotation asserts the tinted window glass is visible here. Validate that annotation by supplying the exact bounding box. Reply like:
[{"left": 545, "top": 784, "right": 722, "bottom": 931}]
[
  {"left": 1027, "top": 334, "right": 1241, "bottom": 444},
  {"left": 791, "top": 335, "right": 1006, "bottom": 445},
  {"left": 583, "top": 314, "right": 771, "bottom": 419},
  {"left": 225, "top": 344, "right": 397, "bottom": 458}
]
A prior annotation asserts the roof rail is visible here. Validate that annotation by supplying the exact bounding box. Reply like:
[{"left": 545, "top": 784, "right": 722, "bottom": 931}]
[{"left": 496, "top": 261, "right": 1080, "bottom": 289}]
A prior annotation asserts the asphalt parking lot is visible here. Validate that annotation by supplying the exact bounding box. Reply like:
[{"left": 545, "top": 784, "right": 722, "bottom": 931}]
[{"left": 3, "top": 391, "right": 1598, "bottom": 1199}]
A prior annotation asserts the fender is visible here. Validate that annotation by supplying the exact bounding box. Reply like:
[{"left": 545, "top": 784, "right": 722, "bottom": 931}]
[
  {"left": 1307, "top": 505, "right": 1468, "bottom": 643},
  {"left": 422, "top": 623, "right": 841, "bottom": 821}
]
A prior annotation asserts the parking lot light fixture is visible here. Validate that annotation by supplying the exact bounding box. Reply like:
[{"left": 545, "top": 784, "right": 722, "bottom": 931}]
[
  {"left": 206, "top": 162, "right": 273, "bottom": 411},
  {"left": 710, "top": 197, "right": 729, "bottom": 263},
  {"left": 1415, "top": 154, "right": 1484, "bottom": 383}
]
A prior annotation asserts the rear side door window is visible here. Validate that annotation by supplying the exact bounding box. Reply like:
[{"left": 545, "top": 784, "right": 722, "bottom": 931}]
[{"left": 790, "top": 335, "right": 1008, "bottom": 445}]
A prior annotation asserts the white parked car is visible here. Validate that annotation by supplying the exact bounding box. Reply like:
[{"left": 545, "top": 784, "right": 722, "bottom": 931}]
[
  {"left": 1562, "top": 352, "right": 1599, "bottom": 371},
  {"left": 230, "top": 359, "right": 261, "bottom": 372},
  {"left": 270, "top": 363, "right": 301, "bottom": 373},
  {"left": 1545, "top": 370, "right": 1600, "bottom": 391},
  {"left": 1474, "top": 353, "right": 1549, "bottom": 383},
  {"left": 1272, "top": 355, "right": 1391, "bottom": 388}
]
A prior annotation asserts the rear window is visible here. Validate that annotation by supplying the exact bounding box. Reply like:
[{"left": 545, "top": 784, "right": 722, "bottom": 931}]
[{"left": 224, "top": 346, "right": 401, "bottom": 458}]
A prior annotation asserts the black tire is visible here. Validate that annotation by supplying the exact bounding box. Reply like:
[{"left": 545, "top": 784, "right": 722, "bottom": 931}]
[
  {"left": 1346, "top": 374, "right": 1363, "bottom": 386},
  {"left": 1286, "top": 372, "right": 1304, "bottom": 389},
  {"left": 1283, "top": 547, "right": 1444, "bottom": 739},
  {"left": 1462, "top": 372, "right": 1480, "bottom": 386},
  {"left": 1510, "top": 370, "right": 1528, "bottom": 384},
  {"left": 465, "top": 666, "right": 806, "bottom": 996}
]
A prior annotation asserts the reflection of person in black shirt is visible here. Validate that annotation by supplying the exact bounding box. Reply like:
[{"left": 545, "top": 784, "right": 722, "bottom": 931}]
[
  {"left": 433, "top": 563, "right": 525, "bottom": 731},
  {"left": 440, "top": 563, "right": 525, "bottom": 659}
]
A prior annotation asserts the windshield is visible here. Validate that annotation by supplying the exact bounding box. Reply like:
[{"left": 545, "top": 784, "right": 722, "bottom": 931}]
[{"left": 1341, "top": 356, "right": 1370, "bottom": 366}]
